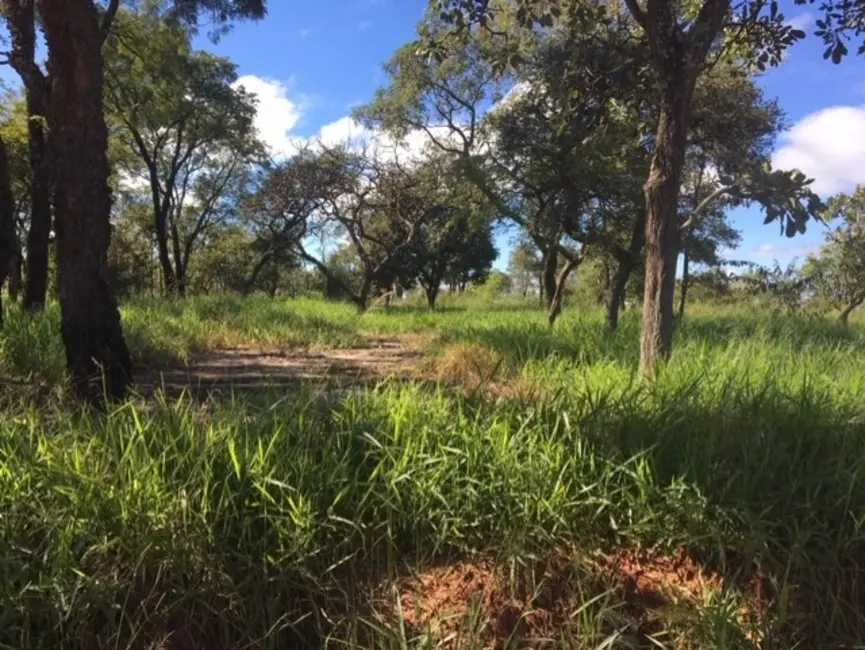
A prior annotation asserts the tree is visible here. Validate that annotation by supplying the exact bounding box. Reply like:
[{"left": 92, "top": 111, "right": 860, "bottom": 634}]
[
  {"left": 675, "top": 65, "right": 782, "bottom": 319},
  {"left": 385, "top": 157, "right": 497, "bottom": 308},
  {"left": 414, "top": 212, "right": 497, "bottom": 308},
  {"left": 40, "top": 0, "right": 134, "bottom": 401},
  {"left": 677, "top": 205, "right": 741, "bottom": 319},
  {"left": 617, "top": 0, "right": 806, "bottom": 372},
  {"left": 37, "top": 0, "right": 265, "bottom": 401},
  {"left": 806, "top": 187, "right": 865, "bottom": 323},
  {"left": 105, "top": 10, "right": 262, "bottom": 296},
  {"left": 431, "top": 0, "right": 810, "bottom": 371},
  {"left": 359, "top": 9, "right": 646, "bottom": 325},
  {"left": 742, "top": 260, "right": 810, "bottom": 314},
  {"left": 507, "top": 238, "right": 542, "bottom": 299},
  {"left": 796, "top": 0, "right": 865, "bottom": 60},
  {"left": 2, "top": 0, "right": 52, "bottom": 311},
  {"left": 251, "top": 145, "right": 443, "bottom": 310},
  {"left": 108, "top": 197, "right": 158, "bottom": 297},
  {"left": 0, "top": 91, "right": 33, "bottom": 302},
  {"left": 0, "top": 135, "right": 16, "bottom": 325}
]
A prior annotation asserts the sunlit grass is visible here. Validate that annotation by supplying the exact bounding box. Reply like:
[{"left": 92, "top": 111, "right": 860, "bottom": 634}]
[{"left": 2, "top": 295, "right": 865, "bottom": 647}]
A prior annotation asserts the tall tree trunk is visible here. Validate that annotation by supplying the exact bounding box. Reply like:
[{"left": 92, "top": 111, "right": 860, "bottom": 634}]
[
  {"left": 548, "top": 255, "right": 582, "bottom": 327},
  {"left": 244, "top": 250, "right": 274, "bottom": 295},
  {"left": 23, "top": 110, "right": 52, "bottom": 311},
  {"left": 154, "top": 202, "right": 177, "bottom": 294},
  {"left": 5, "top": 0, "right": 52, "bottom": 311},
  {"left": 606, "top": 213, "right": 645, "bottom": 332},
  {"left": 425, "top": 283, "right": 439, "bottom": 309},
  {"left": 640, "top": 79, "right": 693, "bottom": 374},
  {"left": 8, "top": 249, "right": 22, "bottom": 302},
  {"left": 0, "top": 137, "right": 16, "bottom": 326},
  {"left": 356, "top": 280, "right": 371, "bottom": 312},
  {"left": 542, "top": 247, "right": 557, "bottom": 310},
  {"left": 838, "top": 297, "right": 864, "bottom": 325},
  {"left": 606, "top": 258, "right": 633, "bottom": 332},
  {"left": 630, "top": 0, "right": 726, "bottom": 374},
  {"left": 678, "top": 243, "right": 690, "bottom": 321},
  {"left": 42, "top": 0, "right": 132, "bottom": 401},
  {"left": 169, "top": 207, "right": 186, "bottom": 296}
]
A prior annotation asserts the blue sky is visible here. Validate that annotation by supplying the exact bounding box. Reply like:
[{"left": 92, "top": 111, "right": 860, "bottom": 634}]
[
  {"left": 5, "top": 0, "right": 860, "bottom": 272},
  {"left": 197, "top": 0, "right": 865, "bottom": 272}
]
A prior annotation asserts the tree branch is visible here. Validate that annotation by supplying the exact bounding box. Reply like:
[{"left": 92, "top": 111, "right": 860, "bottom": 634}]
[
  {"left": 679, "top": 184, "right": 733, "bottom": 232},
  {"left": 100, "top": 0, "right": 122, "bottom": 43},
  {"left": 623, "top": 0, "right": 648, "bottom": 30}
]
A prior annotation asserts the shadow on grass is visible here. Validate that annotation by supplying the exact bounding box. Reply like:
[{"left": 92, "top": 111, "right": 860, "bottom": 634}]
[
  {"left": 2, "top": 373, "right": 864, "bottom": 648},
  {"left": 436, "top": 311, "right": 865, "bottom": 369},
  {"left": 134, "top": 338, "right": 421, "bottom": 401}
]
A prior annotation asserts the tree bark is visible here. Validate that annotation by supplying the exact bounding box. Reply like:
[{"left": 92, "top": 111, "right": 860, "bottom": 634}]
[
  {"left": 640, "top": 76, "right": 694, "bottom": 373},
  {"left": 606, "top": 259, "right": 633, "bottom": 332},
  {"left": 243, "top": 250, "right": 274, "bottom": 295},
  {"left": 548, "top": 255, "right": 583, "bottom": 327},
  {"left": 0, "top": 137, "right": 16, "bottom": 326},
  {"left": 42, "top": 0, "right": 132, "bottom": 401},
  {"left": 5, "top": 0, "right": 53, "bottom": 312},
  {"left": 23, "top": 106, "right": 52, "bottom": 311},
  {"left": 169, "top": 206, "right": 188, "bottom": 296},
  {"left": 8, "top": 249, "right": 22, "bottom": 302},
  {"left": 838, "top": 298, "right": 864, "bottom": 325},
  {"left": 542, "top": 247, "right": 557, "bottom": 310},
  {"left": 678, "top": 242, "right": 690, "bottom": 320},
  {"left": 153, "top": 195, "right": 178, "bottom": 295},
  {"left": 268, "top": 262, "right": 279, "bottom": 298},
  {"left": 628, "top": 0, "right": 727, "bottom": 374},
  {"left": 425, "top": 283, "right": 439, "bottom": 309},
  {"left": 606, "top": 212, "right": 645, "bottom": 332}
]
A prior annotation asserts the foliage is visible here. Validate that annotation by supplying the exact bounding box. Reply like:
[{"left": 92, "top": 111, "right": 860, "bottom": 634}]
[
  {"left": 740, "top": 260, "right": 811, "bottom": 313},
  {"left": 507, "top": 237, "right": 542, "bottom": 296},
  {"left": 250, "top": 145, "right": 472, "bottom": 308},
  {"left": 3, "top": 299, "right": 865, "bottom": 646},
  {"left": 104, "top": 8, "right": 264, "bottom": 294},
  {"left": 796, "top": 0, "right": 865, "bottom": 60},
  {"left": 804, "top": 186, "right": 865, "bottom": 321}
]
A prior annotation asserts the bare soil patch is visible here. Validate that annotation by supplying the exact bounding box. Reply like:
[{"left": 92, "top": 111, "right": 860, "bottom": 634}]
[
  {"left": 136, "top": 336, "right": 422, "bottom": 398},
  {"left": 381, "top": 549, "right": 771, "bottom": 649}
]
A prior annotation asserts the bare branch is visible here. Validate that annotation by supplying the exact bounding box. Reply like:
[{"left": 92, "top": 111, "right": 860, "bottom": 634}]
[
  {"left": 623, "top": 0, "right": 648, "bottom": 30},
  {"left": 100, "top": 0, "right": 122, "bottom": 43},
  {"left": 679, "top": 184, "right": 733, "bottom": 232}
]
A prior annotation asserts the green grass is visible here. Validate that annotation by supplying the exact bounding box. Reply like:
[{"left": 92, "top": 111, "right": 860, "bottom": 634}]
[{"left": 2, "top": 296, "right": 865, "bottom": 648}]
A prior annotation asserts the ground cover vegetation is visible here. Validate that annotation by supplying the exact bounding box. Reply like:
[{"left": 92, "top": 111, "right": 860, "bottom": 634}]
[{"left": 3, "top": 0, "right": 865, "bottom": 647}]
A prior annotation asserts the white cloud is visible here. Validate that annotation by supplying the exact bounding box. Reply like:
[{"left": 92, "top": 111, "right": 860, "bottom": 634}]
[
  {"left": 317, "top": 116, "right": 373, "bottom": 148},
  {"left": 357, "top": 20, "right": 373, "bottom": 32},
  {"left": 232, "top": 75, "right": 304, "bottom": 158},
  {"left": 787, "top": 12, "right": 813, "bottom": 32},
  {"left": 299, "top": 28, "right": 313, "bottom": 38},
  {"left": 752, "top": 243, "right": 776, "bottom": 257},
  {"left": 489, "top": 82, "right": 531, "bottom": 114},
  {"left": 226, "top": 74, "right": 468, "bottom": 166},
  {"left": 749, "top": 242, "right": 821, "bottom": 259},
  {"left": 772, "top": 105, "right": 865, "bottom": 196},
  {"left": 310, "top": 116, "right": 462, "bottom": 164}
]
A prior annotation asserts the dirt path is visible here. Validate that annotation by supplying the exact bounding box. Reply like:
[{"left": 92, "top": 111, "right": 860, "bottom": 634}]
[{"left": 136, "top": 336, "right": 423, "bottom": 398}]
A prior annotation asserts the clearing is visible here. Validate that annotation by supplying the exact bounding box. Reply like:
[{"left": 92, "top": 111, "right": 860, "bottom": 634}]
[{"left": 136, "top": 335, "right": 423, "bottom": 397}]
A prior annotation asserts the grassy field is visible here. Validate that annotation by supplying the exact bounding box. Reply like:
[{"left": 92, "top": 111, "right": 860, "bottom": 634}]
[{"left": 1, "top": 295, "right": 865, "bottom": 648}]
